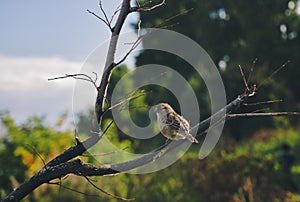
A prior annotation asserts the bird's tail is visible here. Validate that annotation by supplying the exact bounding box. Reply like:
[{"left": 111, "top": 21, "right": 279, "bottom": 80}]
[{"left": 187, "top": 134, "right": 199, "bottom": 143}]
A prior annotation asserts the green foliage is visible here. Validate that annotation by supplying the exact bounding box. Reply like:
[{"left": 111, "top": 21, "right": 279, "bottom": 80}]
[
  {"left": 0, "top": 114, "right": 73, "bottom": 198},
  {"left": 120, "top": 129, "right": 300, "bottom": 202},
  {"left": 2, "top": 113, "right": 297, "bottom": 200},
  {"left": 0, "top": 138, "right": 27, "bottom": 194},
  {"left": 1, "top": 112, "right": 300, "bottom": 201}
]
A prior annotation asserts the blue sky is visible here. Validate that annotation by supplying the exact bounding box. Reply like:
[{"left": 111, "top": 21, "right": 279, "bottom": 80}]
[
  {"left": 0, "top": 0, "right": 138, "bottom": 61},
  {"left": 0, "top": 1, "right": 139, "bottom": 128}
]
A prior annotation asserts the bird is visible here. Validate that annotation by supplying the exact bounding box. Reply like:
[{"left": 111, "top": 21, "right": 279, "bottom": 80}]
[{"left": 154, "top": 103, "right": 198, "bottom": 143}]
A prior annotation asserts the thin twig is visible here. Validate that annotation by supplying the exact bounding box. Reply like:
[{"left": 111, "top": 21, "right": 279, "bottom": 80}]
[
  {"left": 48, "top": 182, "right": 101, "bottom": 197},
  {"left": 257, "top": 60, "right": 291, "bottom": 89},
  {"left": 102, "top": 120, "right": 115, "bottom": 135},
  {"left": 25, "top": 144, "right": 46, "bottom": 166},
  {"left": 250, "top": 107, "right": 270, "bottom": 113},
  {"left": 243, "top": 99, "right": 283, "bottom": 106},
  {"left": 115, "top": 32, "right": 143, "bottom": 66},
  {"left": 227, "top": 112, "right": 300, "bottom": 119},
  {"left": 238, "top": 65, "right": 249, "bottom": 92},
  {"left": 48, "top": 73, "right": 109, "bottom": 106},
  {"left": 84, "top": 176, "right": 135, "bottom": 201},
  {"left": 246, "top": 58, "right": 258, "bottom": 84},
  {"left": 48, "top": 73, "right": 98, "bottom": 89},
  {"left": 82, "top": 146, "right": 129, "bottom": 157},
  {"left": 99, "top": 0, "right": 111, "bottom": 29},
  {"left": 87, "top": 9, "right": 111, "bottom": 30},
  {"left": 116, "top": 8, "right": 193, "bottom": 66},
  {"left": 110, "top": 5, "right": 122, "bottom": 24},
  {"left": 154, "top": 8, "right": 193, "bottom": 29},
  {"left": 99, "top": 92, "right": 148, "bottom": 137},
  {"left": 105, "top": 90, "right": 148, "bottom": 113},
  {"left": 199, "top": 110, "right": 300, "bottom": 136},
  {"left": 159, "top": 22, "right": 180, "bottom": 29},
  {"left": 130, "top": 0, "right": 166, "bottom": 12}
]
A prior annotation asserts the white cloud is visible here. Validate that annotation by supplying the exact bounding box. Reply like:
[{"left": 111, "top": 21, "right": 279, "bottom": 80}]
[
  {"left": 0, "top": 55, "right": 80, "bottom": 91},
  {"left": 0, "top": 29, "right": 140, "bottom": 127},
  {"left": 0, "top": 55, "right": 83, "bottom": 125}
]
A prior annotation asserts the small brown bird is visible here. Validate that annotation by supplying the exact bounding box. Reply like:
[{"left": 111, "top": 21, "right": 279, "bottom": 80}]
[{"left": 154, "top": 103, "right": 198, "bottom": 143}]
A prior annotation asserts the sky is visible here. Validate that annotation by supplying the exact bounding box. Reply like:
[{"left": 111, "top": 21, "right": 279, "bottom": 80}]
[{"left": 0, "top": 1, "right": 139, "bottom": 128}]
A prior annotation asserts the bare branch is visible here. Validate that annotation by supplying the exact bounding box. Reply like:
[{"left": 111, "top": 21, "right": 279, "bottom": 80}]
[
  {"left": 85, "top": 176, "right": 135, "bottom": 201},
  {"left": 238, "top": 65, "right": 250, "bottom": 92},
  {"left": 82, "top": 146, "right": 129, "bottom": 157},
  {"left": 48, "top": 73, "right": 110, "bottom": 108},
  {"left": 48, "top": 182, "right": 101, "bottom": 198},
  {"left": 130, "top": 0, "right": 166, "bottom": 12},
  {"left": 257, "top": 60, "right": 291, "bottom": 89},
  {"left": 246, "top": 58, "right": 258, "bottom": 84},
  {"left": 104, "top": 90, "right": 148, "bottom": 114},
  {"left": 115, "top": 35, "right": 143, "bottom": 66},
  {"left": 191, "top": 92, "right": 247, "bottom": 133},
  {"left": 95, "top": 0, "right": 131, "bottom": 124},
  {"left": 87, "top": 9, "right": 112, "bottom": 30},
  {"left": 227, "top": 112, "right": 300, "bottom": 119},
  {"left": 99, "top": 0, "right": 111, "bottom": 29},
  {"left": 243, "top": 99, "right": 283, "bottom": 106},
  {"left": 48, "top": 73, "right": 98, "bottom": 89},
  {"left": 250, "top": 107, "right": 271, "bottom": 113},
  {"left": 110, "top": 7, "right": 122, "bottom": 24},
  {"left": 25, "top": 144, "right": 46, "bottom": 166},
  {"left": 154, "top": 8, "right": 193, "bottom": 29},
  {"left": 115, "top": 7, "right": 193, "bottom": 67}
]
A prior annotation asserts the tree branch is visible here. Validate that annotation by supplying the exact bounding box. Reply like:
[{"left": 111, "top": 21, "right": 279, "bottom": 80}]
[
  {"left": 95, "top": 0, "right": 131, "bottom": 124},
  {"left": 87, "top": 9, "right": 112, "bottom": 30},
  {"left": 227, "top": 112, "right": 300, "bottom": 119}
]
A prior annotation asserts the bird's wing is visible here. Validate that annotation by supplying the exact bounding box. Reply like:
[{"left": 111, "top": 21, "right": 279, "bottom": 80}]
[
  {"left": 165, "top": 113, "right": 181, "bottom": 131},
  {"left": 181, "top": 116, "right": 190, "bottom": 129}
]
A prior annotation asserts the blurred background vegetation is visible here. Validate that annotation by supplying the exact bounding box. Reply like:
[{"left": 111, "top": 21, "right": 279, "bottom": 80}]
[{"left": 1, "top": 0, "right": 300, "bottom": 201}]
